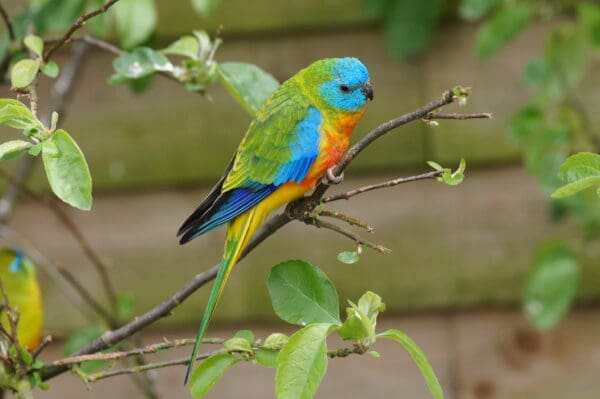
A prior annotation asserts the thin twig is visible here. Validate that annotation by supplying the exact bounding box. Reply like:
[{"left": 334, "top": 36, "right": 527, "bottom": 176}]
[
  {"left": 40, "top": 88, "right": 481, "bottom": 382},
  {"left": 322, "top": 170, "right": 443, "bottom": 202},
  {"left": 85, "top": 343, "right": 368, "bottom": 383},
  {"left": 53, "top": 338, "right": 224, "bottom": 365},
  {"left": 32, "top": 336, "right": 52, "bottom": 359},
  {"left": 43, "top": 0, "right": 121, "bottom": 62},
  {"left": 423, "top": 112, "right": 493, "bottom": 121},
  {"left": 308, "top": 218, "right": 390, "bottom": 253},
  {"left": 0, "top": 2, "right": 15, "bottom": 41},
  {"left": 316, "top": 210, "right": 374, "bottom": 232},
  {"left": 87, "top": 354, "right": 218, "bottom": 382}
]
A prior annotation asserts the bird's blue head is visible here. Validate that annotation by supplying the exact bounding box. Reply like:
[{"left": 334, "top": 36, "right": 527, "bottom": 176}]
[{"left": 303, "top": 57, "right": 373, "bottom": 112}]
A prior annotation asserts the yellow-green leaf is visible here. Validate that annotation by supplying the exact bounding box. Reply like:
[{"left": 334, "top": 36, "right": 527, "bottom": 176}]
[
  {"left": 42, "top": 129, "right": 92, "bottom": 210},
  {"left": 189, "top": 353, "right": 239, "bottom": 398},
  {"left": 11, "top": 59, "right": 40, "bottom": 88}
]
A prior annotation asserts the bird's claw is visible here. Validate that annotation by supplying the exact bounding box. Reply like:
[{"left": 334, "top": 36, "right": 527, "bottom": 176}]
[{"left": 322, "top": 167, "right": 344, "bottom": 185}]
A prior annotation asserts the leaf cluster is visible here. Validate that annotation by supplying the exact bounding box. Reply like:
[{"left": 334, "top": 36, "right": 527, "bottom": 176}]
[{"left": 189, "top": 260, "right": 444, "bottom": 399}]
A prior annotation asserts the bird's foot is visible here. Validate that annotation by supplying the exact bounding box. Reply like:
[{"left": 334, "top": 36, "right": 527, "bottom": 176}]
[{"left": 322, "top": 167, "right": 344, "bottom": 185}]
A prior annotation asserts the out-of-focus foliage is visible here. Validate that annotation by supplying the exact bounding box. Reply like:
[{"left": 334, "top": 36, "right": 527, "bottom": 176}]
[
  {"left": 363, "top": 0, "right": 446, "bottom": 60},
  {"left": 467, "top": 0, "right": 600, "bottom": 330}
]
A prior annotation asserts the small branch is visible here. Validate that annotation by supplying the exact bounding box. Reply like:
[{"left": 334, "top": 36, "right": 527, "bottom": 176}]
[
  {"left": 316, "top": 210, "right": 374, "bottom": 232},
  {"left": 86, "top": 354, "right": 219, "bottom": 383},
  {"left": 53, "top": 338, "right": 224, "bottom": 366},
  {"left": 0, "top": 2, "right": 15, "bottom": 41},
  {"left": 308, "top": 218, "right": 391, "bottom": 253},
  {"left": 422, "top": 112, "right": 493, "bottom": 121},
  {"left": 32, "top": 336, "right": 53, "bottom": 359},
  {"left": 43, "top": 0, "right": 121, "bottom": 62},
  {"left": 322, "top": 170, "right": 443, "bottom": 202},
  {"left": 76, "top": 34, "right": 125, "bottom": 56}
]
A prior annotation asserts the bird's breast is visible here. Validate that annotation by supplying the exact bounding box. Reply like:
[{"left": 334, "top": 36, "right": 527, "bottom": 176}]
[{"left": 305, "top": 108, "right": 366, "bottom": 185}]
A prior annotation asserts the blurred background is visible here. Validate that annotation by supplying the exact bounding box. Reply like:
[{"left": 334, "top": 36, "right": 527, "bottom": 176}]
[{"left": 1, "top": 0, "right": 600, "bottom": 398}]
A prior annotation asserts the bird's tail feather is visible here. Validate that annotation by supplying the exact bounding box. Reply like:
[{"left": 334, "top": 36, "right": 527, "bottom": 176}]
[{"left": 183, "top": 205, "right": 263, "bottom": 384}]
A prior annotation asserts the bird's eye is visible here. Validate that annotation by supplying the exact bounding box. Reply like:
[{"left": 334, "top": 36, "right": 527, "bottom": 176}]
[{"left": 339, "top": 84, "right": 351, "bottom": 93}]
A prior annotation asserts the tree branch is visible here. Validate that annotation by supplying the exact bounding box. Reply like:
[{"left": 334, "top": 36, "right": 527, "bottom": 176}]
[
  {"left": 322, "top": 170, "right": 443, "bottom": 202},
  {"left": 43, "top": 0, "right": 121, "bottom": 62},
  {"left": 40, "top": 88, "right": 482, "bottom": 382},
  {"left": 423, "top": 112, "right": 493, "bottom": 121},
  {"left": 307, "top": 218, "right": 390, "bottom": 253}
]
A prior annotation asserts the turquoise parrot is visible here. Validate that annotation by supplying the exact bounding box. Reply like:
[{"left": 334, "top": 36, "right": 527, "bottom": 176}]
[
  {"left": 0, "top": 248, "right": 43, "bottom": 350},
  {"left": 178, "top": 57, "right": 373, "bottom": 382}
]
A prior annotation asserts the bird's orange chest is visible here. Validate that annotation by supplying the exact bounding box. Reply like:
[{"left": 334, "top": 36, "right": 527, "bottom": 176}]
[{"left": 307, "top": 108, "right": 365, "bottom": 183}]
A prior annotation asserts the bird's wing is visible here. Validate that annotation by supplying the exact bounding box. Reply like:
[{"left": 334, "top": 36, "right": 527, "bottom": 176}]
[{"left": 178, "top": 83, "right": 321, "bottom": 243}]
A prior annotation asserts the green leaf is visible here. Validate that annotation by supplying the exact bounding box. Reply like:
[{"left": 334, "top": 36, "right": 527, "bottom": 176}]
[
  {"left": 116, "top": 293, "right": 136, "bottom": 320},
  {"left": 114, "top": 0, "right": 157, "bottom": 49},
  {"left": 0, "top": 140, "right": 33, "bottom": 160},
  {"left": 509, "top": 105, "right": 544, "bottom": 142},
  {"left": 427, "top": 160, "right": 443, "bottom": 171},
  {"left": 338, "top": 302, "right": 371, "bottom": 342},
  {"left": 40, "top": 61, "right": 59, "bottom": 78},
  {"left": 551, "top": 152, "right": 600, "bottom": 198},
  {"left": 579, "top": 2, "right": 600, "bottom": 48},
  {"left": 263, "top": 333, "right": 289, "bottom": 350},
  {"left": 459, "top": 0, "right": 500, "bottom": 21},
  {"left": 42, "top": 129, "right": 92, "bottom": 210},
  {"left": 218, "top": 62, "right": 279, "bottom": 116},
  {"left": 383, "top": 0, "right": 444, "bottom": 60},
  {"left": 191, "top": 0, "right": 219, "bottom": 17},
  {"left": 0, "top": 99, "right": 43, "bottom": 131},
  {"left": 362, "top": 0, "right": 386, "bottom": 19},
  {"left": 337, "top": 251, "right": 359, "bottom": 264},
  {"left": 547, "top": 27, "right": 586, "bottom": 89},
  {"left": 339, "top": 292, "right": 385, "bottom": 344},
  {"left": 255, "top": 348, "right": 278, "bottom": 368},
  {"left": 112, "top": 47, "right": 173, "bottom": 80},
  {"left": 524, "top": 242, "right": 579, "bottom": 331},
  {"left": 223, "top": 337, "right": 253, "bottom": 353},
  {"left": 523, "top": 58, "right": 553, "bottom": 87},
  {"left": 10, "top": 59, "right": 40, "bottom": 88},
  {"left": 34, "top": 0, "right": 86, "bottom": 34},
  {"left": 23, "top": 35, "right": 43, "bottom": 58},
  {"left": 234, "top": 330, "right": 254, "bottom": 344},
  {"left": 162, "top": 35, "right": 199, "bottom": 59},
  {"left": 357, "top": 291, "right": 386, "bottom": 322},
  {"left": 86, "top": 0, "right": 111, "bottom": 38},
  {"left": 268, "top": 259, "right": 341, "bottom": 325},
  {"left": 189, "top": 353, "right": 239, "bottom": 398},
  {"left": 64, "top": 326, "right": 108, "bottom": 373},
  {"left": 476, "top": 4, "right": 534, "bottom": 59},
  {"left": 276, "top": 323, "right": 337, "bottom": 399},
  {"left": 378, "top": 329, "right": 444, "bottom": 399}
]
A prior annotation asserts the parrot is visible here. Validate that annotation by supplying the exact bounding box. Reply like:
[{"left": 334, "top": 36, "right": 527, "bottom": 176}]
[
  {"left": 0, "top": 248, "right": 43, "bottom": 351},
  {"left": 177, "top": 57, "right": 373, "bottom": 382}
]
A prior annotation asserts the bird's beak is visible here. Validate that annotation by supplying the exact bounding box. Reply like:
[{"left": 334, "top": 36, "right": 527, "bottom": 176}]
[{"left": 362, "top": 82, "right": 374, "bottom": 101}]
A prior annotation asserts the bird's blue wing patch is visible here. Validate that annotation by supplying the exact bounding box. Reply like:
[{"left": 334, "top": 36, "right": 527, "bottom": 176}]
[{"left": 272, "top": 106, "right": 321, "bottom": 185}]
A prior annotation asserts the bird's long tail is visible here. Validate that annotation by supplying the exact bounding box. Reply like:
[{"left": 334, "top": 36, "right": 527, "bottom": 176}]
[{"left": 183, "top": 205, "right": 264, "bottom": 384}]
